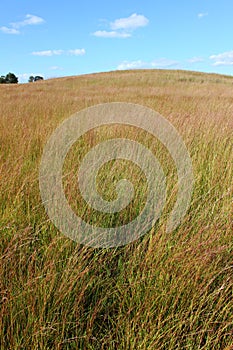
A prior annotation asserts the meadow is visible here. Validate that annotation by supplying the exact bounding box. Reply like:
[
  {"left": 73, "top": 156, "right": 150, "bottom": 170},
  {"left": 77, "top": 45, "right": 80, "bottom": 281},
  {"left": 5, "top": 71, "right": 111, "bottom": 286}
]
[{"left": 0, "top": 69, "right": 232, "bottom": 349}]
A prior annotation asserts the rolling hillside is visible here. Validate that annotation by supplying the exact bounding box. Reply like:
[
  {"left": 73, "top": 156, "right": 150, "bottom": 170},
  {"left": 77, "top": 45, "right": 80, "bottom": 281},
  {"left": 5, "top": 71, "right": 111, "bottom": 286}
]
[{"left": 0, "top": 69, "right": 233, "bottom": 349}]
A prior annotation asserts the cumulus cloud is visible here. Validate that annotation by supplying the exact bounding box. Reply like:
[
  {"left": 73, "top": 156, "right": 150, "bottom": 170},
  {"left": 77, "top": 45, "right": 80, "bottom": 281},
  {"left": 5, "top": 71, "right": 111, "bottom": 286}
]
[
  {"left": 117, "top": 58, "right": 179, "bottom": 70},
  {"left": 93, "top": 13, "right": 149, "bottom": 39},
  {"left": 31, "top": 49, "right": 86, "bottom": 57},
  {"left": 110, "top": 13, "right": 149, "bottom": 30},
  {"left": 210, "top": 51, "right": 233, "bottom": 66},
  {"left": 0, "top": 14, "right": 45, "bottom": 34}
]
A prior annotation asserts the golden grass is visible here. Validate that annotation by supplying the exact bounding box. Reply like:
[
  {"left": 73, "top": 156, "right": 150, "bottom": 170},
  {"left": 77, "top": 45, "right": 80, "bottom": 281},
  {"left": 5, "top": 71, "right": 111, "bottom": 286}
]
[{"left": 0, "top": 69, "right": 233, "bottom": 349}]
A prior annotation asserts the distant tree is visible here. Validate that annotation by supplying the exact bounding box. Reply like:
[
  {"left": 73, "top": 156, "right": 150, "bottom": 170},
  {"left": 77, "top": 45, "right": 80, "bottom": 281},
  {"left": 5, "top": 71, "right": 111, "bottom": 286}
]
[
  {"left": 34, "top": 76, "right": 44, "bottom": 82},
  {"left": 28, "top": 76, "right": 35, "bottom": 83},
  {"left": 0, "top": 76, "right": 6, "bottom": 84},
  {"left": 5, "top": 72, "right": 18, "bottom": 84}
]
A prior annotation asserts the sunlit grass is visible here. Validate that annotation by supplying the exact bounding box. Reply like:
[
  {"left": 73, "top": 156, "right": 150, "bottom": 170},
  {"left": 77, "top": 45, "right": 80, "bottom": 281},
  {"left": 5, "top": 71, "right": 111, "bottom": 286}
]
[{"left": 0, "top": 69, "right": 232, "bottom": 349}]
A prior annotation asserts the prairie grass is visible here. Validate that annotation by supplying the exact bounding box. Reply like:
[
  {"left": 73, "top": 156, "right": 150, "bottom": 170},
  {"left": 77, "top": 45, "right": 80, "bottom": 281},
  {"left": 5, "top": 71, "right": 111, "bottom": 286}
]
[{"left": 0, "top": 69, "right": 232, "bottom": 349}]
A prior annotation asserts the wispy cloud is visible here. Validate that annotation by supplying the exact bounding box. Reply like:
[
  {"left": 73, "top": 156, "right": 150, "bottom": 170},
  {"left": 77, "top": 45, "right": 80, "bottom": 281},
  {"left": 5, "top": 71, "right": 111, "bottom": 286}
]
[
  {"left": 198, "top": 12, "right": 208, "bottom": 19},
  {"left": 151, "top": 59, "right": 179, "bottom": 68},
  {"left": 117, "top": 58, "right": 179, "bottom": 70},
  {"left": 68, "top": 49, "right": 86, "bottom": 55},
  {"left": 117, "top": 60, "right": 145, "bottom": 70},
  {"left": 0, "top": 26, "right": 20, "bottom": 35},
  {"left": 50, "top": 66, "right": 64, "bottom": 71},
  {"left": 11, "top": 14, "right": 45, "bottom": 28},
  {"left": 110, "top": 13, "right": 149, "bottom": 30},
  {"left": 210, "top": 51, "right": 233, "bottom": 66},
  {"left": 31, "top": 49, "right": 86, "bottom": 57},
  {"left": 93, "top": 13, "right": 149, "bottom": 39},
  {"left": 0, "top": 14, "right": 45, "bottom": 34},
  {"left": 93, "top": 30, "right": 131, "bottom": 38},
  {"left": 17, "top": 73, "right": 44, "bottom": 83},
  {"left": 32, "top": 50, "right": 63, "bottom": 57},
  {"left": 188, "top": 57, "right": 204, "bottom": 63}
]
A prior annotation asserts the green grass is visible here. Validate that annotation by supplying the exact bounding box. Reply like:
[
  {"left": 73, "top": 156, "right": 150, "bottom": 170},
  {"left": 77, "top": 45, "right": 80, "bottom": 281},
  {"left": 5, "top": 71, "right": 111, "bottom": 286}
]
[{"left": 0, "top": 69, "right": 232, "bottom": 349}]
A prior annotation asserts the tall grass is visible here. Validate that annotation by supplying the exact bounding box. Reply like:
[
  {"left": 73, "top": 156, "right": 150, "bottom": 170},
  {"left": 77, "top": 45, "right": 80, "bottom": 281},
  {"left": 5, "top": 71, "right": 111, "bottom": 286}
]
[{"left": 0, "top": 70, "right": 232, "bottom": 349}]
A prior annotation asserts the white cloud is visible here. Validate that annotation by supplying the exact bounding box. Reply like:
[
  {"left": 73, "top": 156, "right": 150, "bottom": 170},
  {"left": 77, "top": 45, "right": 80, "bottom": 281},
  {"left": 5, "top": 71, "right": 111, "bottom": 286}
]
[
  {"left": 0, "top": 26, "right": 20, "bottom": 34},
  {"left": 0, "top": 14, "right": 45, "bottom": 34},
  {"left": 68, "top": 49, "right": 86, "bottom": 55},
  {"left": 31, "top": 49, "right": 86, "bottom": 57},
  {"left": 198, "top": 13, "right": 208, "bottom": 19},
  {"left": 117, "top": 58, "right": 179, "bottom": 70},
  {"left": 93, "top": 30, "right": 131, "bottom": 38},
  {"left": 32, "top": 50, "right": 64, "bottom": 56},
  {"left": 110, "top": 13, "right": 149, "bottom": 30},
  {"left": 188, "top": 57, "right": 204, "bottom": 63},
  {"left": 117, "top": 60, "right": 145, "bottom": 70},
  {"left": 11, "top": 14, "right": 45, "bottom": 28},
  {"left": 93, "top": 13, "right": 149, "bottom": 39},
  {"left": 17, "top": 73, "right": 44, "bottom": 83},
  {"left": 210, "top": 51, "right": 233, "bottom": 66}
]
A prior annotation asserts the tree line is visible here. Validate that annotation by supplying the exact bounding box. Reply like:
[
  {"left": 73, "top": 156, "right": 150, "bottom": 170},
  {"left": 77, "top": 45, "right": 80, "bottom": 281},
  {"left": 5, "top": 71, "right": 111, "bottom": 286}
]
[
  {"left": 28, "top": 76, "right": 44, "bottom": 82},
  {"left": 0, "top": 72, "right": 44, "bottom": 84},
  {"left": 0, "top": 72, "right": 18, "bottom": 84}
]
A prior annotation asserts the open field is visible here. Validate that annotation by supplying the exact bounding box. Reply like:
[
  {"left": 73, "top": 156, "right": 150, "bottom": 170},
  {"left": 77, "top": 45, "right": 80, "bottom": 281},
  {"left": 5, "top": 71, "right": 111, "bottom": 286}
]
[{"left": 0, "top": 69, "right": 233, "bottom": 349}]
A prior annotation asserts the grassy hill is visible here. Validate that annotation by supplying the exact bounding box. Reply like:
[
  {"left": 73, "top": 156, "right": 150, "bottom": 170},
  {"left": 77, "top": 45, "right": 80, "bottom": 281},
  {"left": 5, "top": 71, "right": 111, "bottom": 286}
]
[{"left": 0, "top": 70, "right": 232, "bottom": 349}]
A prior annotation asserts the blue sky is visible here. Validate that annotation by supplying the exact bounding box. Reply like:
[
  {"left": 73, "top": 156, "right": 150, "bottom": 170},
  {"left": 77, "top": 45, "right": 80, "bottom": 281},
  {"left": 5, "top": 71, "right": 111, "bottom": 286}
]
[{"left": 1, "top": 0, "right": 233, "bottom": 83}]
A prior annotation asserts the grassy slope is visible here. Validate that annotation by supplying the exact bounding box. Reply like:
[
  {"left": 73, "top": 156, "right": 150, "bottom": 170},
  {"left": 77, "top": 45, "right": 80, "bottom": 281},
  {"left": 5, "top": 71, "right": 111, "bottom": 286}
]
[{"left": 0, "top": 69, "right": 233, "bottom": 349}]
